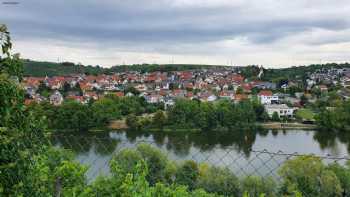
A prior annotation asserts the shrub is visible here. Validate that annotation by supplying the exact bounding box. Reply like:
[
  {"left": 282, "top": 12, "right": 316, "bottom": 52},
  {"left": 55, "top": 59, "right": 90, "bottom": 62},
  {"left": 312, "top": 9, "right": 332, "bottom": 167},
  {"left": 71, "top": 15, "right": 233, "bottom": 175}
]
[
  {"left": 279, "top": 156, "right": 342, "bottom": 197},
  {"left": 327, "top": 162, "right": 350, "bottom": 196},
  {"left": 110, "top": 149, "right": 143, "bottom": 174},
  {"left": 175, "top": 160, "right": 199, "bottom": 190},
  {"left": 241, "top": 176, "right": 276, "bottom": 197},
  {"left": 197, "top": 164, "right": 241, "bottom": 196},
  {"left": 125, "top": 114, "right": 140, "bottom": 130},
  {"left": 136, "top": 144, "right": 170, "bottom": 185}
]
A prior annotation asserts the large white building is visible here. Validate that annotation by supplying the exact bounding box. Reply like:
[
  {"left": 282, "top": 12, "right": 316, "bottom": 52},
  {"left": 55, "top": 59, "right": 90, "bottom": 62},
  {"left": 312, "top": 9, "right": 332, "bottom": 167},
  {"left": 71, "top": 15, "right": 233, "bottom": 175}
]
[{"left": 264, "top": 104, "right": 296, "bottom": 118}]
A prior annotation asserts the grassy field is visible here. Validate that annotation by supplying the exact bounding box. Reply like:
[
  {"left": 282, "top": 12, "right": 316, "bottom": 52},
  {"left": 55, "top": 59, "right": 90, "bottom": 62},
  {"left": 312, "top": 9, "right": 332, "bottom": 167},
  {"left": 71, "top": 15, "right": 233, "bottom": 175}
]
[{"left": 296, "top": 108, "right": 315, "bottom": 120}]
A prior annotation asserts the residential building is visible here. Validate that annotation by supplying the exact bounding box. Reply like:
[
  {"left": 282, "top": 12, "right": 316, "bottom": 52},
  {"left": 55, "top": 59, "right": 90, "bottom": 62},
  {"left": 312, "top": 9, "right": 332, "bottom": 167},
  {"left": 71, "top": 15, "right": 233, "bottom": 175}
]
[
  {"left": 265, "top": 104, "right": 296, "bottom": 118},
  {"left": 258, "top": 90, "right": 279, "bottom": 104},
  {"left": 50, "top": 91, "right": 64, "bottom": 105}
]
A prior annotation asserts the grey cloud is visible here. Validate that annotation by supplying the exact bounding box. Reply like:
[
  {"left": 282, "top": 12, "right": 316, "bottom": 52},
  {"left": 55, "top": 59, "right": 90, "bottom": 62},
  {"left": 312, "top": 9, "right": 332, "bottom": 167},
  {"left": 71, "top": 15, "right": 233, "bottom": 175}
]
[
  {"left": 2, "top": 0, "right": 349, "bottom": 45},
  {"left": 1, "top": 0, "right": 350, "bottom": 66}
]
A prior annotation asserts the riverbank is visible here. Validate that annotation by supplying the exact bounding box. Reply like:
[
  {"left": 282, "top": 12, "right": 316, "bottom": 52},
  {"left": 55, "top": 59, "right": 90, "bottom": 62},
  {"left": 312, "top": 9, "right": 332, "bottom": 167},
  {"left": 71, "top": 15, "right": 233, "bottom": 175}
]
[
  {"left": 108, "top": 118, "right": 317, "bottom": 131},
  {"left": 260, "top": 122, "right": 317, "bottom": 130},
  {"left": 108, "top": 119, "right": 128, "bottom": 129}
]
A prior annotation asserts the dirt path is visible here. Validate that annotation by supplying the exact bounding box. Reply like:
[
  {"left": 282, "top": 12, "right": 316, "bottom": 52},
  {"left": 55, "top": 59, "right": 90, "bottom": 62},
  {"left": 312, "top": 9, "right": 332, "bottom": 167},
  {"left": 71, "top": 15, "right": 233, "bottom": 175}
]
[{"left": 260, "top": 122, "right": 317, "bottom": 130}]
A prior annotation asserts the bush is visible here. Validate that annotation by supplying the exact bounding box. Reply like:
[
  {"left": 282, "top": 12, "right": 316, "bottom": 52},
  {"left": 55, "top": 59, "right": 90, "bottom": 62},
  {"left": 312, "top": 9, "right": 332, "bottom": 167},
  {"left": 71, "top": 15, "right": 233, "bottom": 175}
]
[
  {"left": 88, "top": 161, "right": 218, "bottom": 197},
  {"left": 197, "top": 164, "right": 241, "bottom": 196},
  {"left": 110, "top": 149, "right": 143, "bottom": 174},
  {"left": 125, "top": 114, "right": 140, "bottom": 130},
  {"left": 279, "top": 156, "right": 342, "bottom": 197},
  {"left": 137, "top": 143, "right": 170, "bottom": 185},
  {"left": 241, "top": 176, "right": 276, "bottom": 197},
  {"left": 271, "top": 112, "right": 280, "bottom": 121},
  {"left": 327, "top": 162, "right": 350, "bottom": 196},
  {"left": 175, "top": 160, "right": 199, "bottom": 190},
  {"left": 110, "top": 144, "right": 172, "bottom": 185},
  {"left": 152, "top": 110, "right": 167, "bottom": 129}
]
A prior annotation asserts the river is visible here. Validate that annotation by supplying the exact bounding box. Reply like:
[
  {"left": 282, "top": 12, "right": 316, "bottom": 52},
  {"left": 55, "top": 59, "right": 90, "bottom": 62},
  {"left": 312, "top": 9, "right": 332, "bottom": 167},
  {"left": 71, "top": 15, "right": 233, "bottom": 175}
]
[{"left": 52, "top": 129, "right": 350, "bottom": 180}]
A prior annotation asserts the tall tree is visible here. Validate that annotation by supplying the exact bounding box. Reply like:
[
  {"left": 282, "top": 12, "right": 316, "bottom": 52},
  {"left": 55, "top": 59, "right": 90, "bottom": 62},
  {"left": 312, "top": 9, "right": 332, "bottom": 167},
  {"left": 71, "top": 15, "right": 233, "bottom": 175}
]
[{"left": 0, "top": 24, "right": 48, "bottom": 195}]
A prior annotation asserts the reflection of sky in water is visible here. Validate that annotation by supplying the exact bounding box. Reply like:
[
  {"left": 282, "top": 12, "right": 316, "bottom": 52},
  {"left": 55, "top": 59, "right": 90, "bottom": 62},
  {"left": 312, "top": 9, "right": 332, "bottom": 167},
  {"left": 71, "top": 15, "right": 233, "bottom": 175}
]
[
  {"left": 53, "top": 130, "right": 350, "bottom": 181},
  {"left": 252, "top": 130, "right": 349, "bottom": 156}
]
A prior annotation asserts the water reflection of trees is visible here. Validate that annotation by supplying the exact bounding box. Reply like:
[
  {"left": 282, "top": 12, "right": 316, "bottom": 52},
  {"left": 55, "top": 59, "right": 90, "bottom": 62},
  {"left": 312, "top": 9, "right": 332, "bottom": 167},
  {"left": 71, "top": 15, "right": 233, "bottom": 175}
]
[
  {"left": 51, "top": 132, "right": 120, "bottom": 156},
  {"left": 124, "top": 129, "right": 265, "bottom": 157},
  {"left": 313, "top": 130, "right": 350, "bottom": 153},
  {"left": 51, "top": 129, "right": 350, "bottom": 159}
]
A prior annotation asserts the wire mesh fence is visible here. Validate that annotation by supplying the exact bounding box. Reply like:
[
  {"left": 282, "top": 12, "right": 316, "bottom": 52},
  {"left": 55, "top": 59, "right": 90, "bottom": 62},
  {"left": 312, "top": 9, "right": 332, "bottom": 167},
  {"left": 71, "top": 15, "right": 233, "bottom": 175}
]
[{"left": 48, "top": 134, "right": 350, "bottom": 197}]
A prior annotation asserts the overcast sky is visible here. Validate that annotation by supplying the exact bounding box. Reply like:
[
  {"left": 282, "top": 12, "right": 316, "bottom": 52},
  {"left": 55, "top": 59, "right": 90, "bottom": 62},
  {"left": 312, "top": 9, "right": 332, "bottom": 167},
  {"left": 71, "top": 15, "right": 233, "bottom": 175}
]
[{"left": 1, "top": 0, "right": 350, "bottom": 68}]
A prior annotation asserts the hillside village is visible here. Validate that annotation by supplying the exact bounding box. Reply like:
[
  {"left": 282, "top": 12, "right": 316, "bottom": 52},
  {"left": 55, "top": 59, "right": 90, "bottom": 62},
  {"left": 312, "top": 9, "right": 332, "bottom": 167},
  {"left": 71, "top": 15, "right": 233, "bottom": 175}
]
[{"left": 23, "top": 66, "right": 350, "bottom": 121}]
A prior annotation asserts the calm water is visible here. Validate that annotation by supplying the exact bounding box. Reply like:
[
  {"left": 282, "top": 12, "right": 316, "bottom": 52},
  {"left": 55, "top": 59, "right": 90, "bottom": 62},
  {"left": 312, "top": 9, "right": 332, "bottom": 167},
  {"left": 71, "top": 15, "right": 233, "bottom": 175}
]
[{"left": 52, "top": 129, "right": 350, "bottom": 180}]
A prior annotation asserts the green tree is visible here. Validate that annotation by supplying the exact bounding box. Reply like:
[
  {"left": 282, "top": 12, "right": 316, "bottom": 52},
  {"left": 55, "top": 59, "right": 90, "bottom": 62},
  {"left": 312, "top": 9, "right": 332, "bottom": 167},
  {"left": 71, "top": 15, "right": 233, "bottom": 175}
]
[
  {"left": 126, "top": 114, "right": 140, "bottom": 130},
  {"left": 197, "top": 164, "right": 241, "bottom": 196},
  {"left": 242, "top": 176, "right": 276, "bottom": 197},
  {"left": 279, "top": 156, "right": 342, "bottom": 197},
  {"left": 316, "top": 100, "right": 350, "bottom": 132},
  {"left": 0, "top": 24, "right": 48, "bottom": 195},
  {"left": 152, "top": 110, "right": 167, "bottom": 129},
  {"left": 91, "top": 97, "right": 122, "bottom": 127},
  {"left": 55, "top": 100, "right": 92, "bottom": 131},
  {"left": 175, "top": 160, "right": 199, "bottom": 190},
  {"left": 327, "top": 162, "right": 350, "bottom": 196},
  {"left": 110, "top": 144, "right": 172, "bottom": 185},
  {"left": 272, "top": 112, "right": 280, "bottom": 121}
]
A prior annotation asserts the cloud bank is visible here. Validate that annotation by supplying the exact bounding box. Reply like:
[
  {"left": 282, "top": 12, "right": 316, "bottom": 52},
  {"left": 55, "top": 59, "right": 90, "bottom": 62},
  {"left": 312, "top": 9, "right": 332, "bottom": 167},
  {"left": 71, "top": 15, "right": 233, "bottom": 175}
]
[{"left": 1, "top": 0, "right": 350, "bottom": 67}]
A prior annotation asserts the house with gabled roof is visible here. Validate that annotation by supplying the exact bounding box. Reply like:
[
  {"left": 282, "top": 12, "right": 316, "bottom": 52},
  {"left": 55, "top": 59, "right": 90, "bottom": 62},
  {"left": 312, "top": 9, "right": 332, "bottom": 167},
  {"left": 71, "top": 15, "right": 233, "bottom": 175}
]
[{"left": 258, "top": 90, "right": 279, "bottom": 104}]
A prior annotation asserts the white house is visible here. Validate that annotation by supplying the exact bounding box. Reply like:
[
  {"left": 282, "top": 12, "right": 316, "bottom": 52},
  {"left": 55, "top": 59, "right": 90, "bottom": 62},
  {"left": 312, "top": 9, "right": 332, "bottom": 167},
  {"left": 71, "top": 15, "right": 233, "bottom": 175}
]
[
  {"left": 164, "top": 98, "right": 175, "bottom": 109},
  {"left": 264, "top": 104, "right": 296, "bottom": 118},
  {"left": 258, "top": 90, "right": 279, "bottom": 104},
  {"left": 145, "top": 94, "right": 164, "bottom": 104},
  {"left": 49, "top": 91, "right": 64, "bottom": 106},
  {"left": 207, "top": 94, "right": 218, "bottom": 102}
]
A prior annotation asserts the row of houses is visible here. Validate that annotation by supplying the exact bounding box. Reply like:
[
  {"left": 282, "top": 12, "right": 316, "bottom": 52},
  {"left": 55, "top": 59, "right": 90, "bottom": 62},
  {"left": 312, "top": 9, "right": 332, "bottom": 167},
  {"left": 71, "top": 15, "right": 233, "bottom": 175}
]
[{"left": 27, "top": 67, "right": 350, "bottom": 119}]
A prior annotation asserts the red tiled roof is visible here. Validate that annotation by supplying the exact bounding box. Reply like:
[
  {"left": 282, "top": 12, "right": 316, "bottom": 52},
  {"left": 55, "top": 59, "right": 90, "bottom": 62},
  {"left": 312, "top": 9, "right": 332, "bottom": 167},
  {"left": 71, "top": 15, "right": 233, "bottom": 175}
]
[
  {"left": 186, "top": 92, "right": 194, "bottom": 98},
  {"left": 258, "top": 90, "right": 273, "bottom": 96},
  {"left": 179, "top": 71, "right": 192, "bottom": 80},
  {"left": 231, "top": 74, "right": 244, "bottom": 83},
  {"left": 115, "top": 92, "right": 124, "bottom": 97}
]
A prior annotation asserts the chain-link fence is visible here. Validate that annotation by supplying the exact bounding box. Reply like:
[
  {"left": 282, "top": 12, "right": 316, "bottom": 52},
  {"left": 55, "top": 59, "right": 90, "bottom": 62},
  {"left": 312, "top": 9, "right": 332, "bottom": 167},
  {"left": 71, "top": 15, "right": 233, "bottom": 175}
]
[{"left": 49, "top": 134, "right": 350, "bottom": 197}]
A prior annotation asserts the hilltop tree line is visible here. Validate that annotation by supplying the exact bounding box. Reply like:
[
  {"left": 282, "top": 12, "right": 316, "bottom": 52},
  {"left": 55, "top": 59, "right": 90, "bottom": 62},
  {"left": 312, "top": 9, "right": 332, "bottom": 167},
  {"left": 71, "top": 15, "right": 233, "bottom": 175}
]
[
  {"left": 23, "top": 59, "right": 228, "bottom": 77},
  {"left": 24, "top": 58, "right": 350, "bottom": 81}
]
